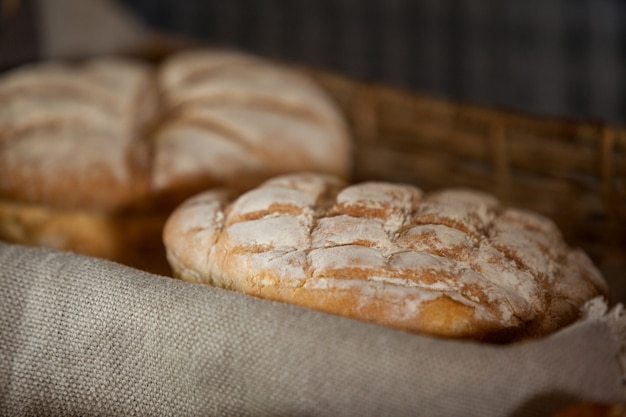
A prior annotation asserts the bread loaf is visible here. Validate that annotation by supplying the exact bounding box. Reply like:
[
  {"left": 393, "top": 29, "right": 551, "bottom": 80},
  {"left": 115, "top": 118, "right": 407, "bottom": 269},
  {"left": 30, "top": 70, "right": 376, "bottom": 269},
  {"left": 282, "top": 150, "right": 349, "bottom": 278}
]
[
  {"left": 163, "top": 172, "right": 608, "bottom": 341},
  {"left": 152, "top": 50, "right": 351, "bottom": 206},
  {"left": 0, "top": 50, "right": 352, "bottom": 274}
]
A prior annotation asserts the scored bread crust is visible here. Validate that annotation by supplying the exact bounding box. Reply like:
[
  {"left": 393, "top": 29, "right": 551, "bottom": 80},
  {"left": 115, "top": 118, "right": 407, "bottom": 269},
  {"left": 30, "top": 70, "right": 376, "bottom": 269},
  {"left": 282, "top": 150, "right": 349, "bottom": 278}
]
[
  {"left": 0, "top": 50, "right": 352, "bottom": 273},
  {"left": 151, "top": 49, "right": 351, "bottom": 208},
  {"left": 163, "top": 173, "right": 609, "bottom": 342},
  {"left": 0, "top": 58, "right": 156, "bottom": 212}
]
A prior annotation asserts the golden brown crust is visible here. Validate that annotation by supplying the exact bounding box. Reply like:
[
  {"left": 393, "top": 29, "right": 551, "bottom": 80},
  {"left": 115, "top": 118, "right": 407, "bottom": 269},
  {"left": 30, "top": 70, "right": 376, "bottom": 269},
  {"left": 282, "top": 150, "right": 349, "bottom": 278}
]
[
  {"left": 163, "top": 173, "right": 609, "bottom": 341},
  {"left": 0, "top": 50, "right": 352, "bottom": 272},
  {"left": 0, "top": 199, "right": 171, "bottom": 275}
]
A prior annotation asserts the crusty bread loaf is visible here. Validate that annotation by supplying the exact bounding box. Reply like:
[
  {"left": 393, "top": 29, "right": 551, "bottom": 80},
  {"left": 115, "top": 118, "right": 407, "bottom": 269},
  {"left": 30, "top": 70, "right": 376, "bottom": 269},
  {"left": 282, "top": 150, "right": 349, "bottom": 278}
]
[
  {"left": 152, "top": 49, "right": 351, "bottom": 207},
  {"left": 0, "top": 50, "right": 352, "bottom": 274},
  {"left": 163, "top": 172, "right": 608, "bottom": 341},
  {"left": 0, "top": 58, "right": 156, "bottom": 211}
]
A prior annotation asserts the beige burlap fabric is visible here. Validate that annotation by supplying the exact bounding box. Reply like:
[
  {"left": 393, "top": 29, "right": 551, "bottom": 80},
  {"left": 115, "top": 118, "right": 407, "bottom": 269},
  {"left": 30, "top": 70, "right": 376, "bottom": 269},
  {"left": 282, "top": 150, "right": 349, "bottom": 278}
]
[{"left": 0, "top": 242, "right": 624, "bottom": 417}]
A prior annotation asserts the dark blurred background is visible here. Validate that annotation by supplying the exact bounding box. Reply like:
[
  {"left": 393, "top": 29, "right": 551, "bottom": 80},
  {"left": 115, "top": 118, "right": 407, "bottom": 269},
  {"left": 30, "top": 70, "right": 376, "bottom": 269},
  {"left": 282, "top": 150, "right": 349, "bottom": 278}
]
[
  {"left": 121, "top": 0, "right": 626, "bottom": 126},
  {"left": 2, "top": 0, "right": 626, "bottom": 126}
]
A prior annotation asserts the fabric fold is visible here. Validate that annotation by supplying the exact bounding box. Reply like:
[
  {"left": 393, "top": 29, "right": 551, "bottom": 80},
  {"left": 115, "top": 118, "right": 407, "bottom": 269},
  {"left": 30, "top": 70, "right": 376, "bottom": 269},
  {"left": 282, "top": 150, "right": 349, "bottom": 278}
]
[{"left": 0, "top": 242, "right": 623, "bottom": 417}]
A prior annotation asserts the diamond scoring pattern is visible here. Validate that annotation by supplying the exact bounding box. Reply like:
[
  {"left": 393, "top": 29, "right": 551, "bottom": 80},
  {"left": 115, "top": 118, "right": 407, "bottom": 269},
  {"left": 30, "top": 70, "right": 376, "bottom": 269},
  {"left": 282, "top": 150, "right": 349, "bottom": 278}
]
[{"left": 166, "top": 173, "right": 607, "bottom": 341}]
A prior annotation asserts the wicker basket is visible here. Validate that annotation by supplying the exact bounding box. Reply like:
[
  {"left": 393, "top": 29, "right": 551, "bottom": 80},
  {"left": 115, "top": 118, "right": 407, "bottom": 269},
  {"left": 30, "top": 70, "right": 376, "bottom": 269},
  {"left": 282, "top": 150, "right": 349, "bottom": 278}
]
[{"left": 298, "top": 67, "right": 626, "bottom": 304}]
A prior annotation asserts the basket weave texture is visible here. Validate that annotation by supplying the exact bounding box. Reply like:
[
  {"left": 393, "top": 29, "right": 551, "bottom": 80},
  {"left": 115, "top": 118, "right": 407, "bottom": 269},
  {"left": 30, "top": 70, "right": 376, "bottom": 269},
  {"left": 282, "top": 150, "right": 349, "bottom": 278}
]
[{"left": 302, "top": 68, "right": 626, "bottom": 304}]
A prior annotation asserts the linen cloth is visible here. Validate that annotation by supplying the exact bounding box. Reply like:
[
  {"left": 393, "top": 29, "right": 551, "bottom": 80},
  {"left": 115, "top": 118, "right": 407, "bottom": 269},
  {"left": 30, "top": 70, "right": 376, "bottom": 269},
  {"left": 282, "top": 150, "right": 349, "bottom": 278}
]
[{"left": 0, "top": 242, "right": 624, "bottom": 416}]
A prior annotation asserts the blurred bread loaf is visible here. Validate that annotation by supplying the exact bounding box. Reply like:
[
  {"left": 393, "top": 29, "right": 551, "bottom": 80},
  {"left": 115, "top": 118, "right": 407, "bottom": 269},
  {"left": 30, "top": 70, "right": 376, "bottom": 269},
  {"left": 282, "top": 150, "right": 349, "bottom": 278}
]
[
  {"left": 163, "top": 172, "right": 608, "bottom": 341},
  {"left": 0, "top": 50, "right": 352, "bottom": 274},
  {"left": 153, "top": 50, "right": 351, "bottom": 206}
]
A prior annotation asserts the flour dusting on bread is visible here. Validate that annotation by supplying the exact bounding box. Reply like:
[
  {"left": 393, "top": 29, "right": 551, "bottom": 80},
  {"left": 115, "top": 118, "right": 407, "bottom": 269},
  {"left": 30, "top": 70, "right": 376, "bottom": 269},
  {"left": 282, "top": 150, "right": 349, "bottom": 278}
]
[{"left": 164, "top": 172, "right": 608, "bottom": 341}]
